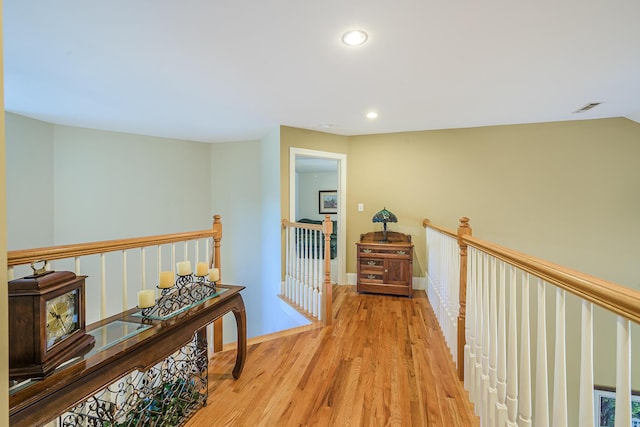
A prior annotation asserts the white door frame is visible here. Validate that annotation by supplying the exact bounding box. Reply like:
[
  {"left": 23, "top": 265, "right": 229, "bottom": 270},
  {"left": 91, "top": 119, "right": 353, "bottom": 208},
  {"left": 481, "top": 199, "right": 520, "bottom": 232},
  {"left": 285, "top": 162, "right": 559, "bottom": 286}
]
[{"left": 289, "top": 147, "right": 347, "bottom": 285}]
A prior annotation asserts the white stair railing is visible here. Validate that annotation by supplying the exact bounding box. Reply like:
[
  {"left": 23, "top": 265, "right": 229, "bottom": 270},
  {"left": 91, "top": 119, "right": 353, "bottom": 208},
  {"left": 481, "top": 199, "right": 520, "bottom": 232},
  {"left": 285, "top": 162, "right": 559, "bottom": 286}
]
[
  {"left": 8, "top": 215, "right": 224, "bottom": 347},
  {"left": 281, "top": 216, "right": 333, "bottom": 325},
  {"left": 424, "top": 216, "right": 640, "bottom": 427}
]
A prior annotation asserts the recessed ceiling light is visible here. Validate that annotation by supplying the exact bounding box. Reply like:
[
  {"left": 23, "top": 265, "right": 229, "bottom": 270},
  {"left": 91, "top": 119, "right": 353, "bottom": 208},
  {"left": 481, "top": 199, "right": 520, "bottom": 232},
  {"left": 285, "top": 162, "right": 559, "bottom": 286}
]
[
  {"left": 318, "top": 124, "right": 333, "bottom": 129},
  {"left": 342, "top": 30, "right": 368, "bottom": 46},
  {"left": 366, "top": 111, "right": 378, "bottom": 119}
]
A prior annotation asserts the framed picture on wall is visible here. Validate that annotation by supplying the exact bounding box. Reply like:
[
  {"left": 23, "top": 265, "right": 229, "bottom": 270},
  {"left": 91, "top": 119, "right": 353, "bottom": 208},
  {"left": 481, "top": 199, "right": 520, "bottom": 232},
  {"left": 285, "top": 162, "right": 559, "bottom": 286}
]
[
  {"left": 594, "top": 386, "right": 640, "bottom": 427},
  {"left": 319, "top": 190, "right": 337, "bottom": 214}
]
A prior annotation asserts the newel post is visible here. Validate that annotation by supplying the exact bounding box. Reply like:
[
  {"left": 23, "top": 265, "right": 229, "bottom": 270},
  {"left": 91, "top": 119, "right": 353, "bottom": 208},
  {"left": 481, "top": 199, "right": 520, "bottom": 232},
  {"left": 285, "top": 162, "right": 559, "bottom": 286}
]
[
  {"left": 322, "top": 215, "right": 333, "bottom": 326},
  {"left": 457, "top": 217, "right": 472, "bottom": 381},
  {"left": 212, "top": 214, "right": 224, "bottom": 352}
]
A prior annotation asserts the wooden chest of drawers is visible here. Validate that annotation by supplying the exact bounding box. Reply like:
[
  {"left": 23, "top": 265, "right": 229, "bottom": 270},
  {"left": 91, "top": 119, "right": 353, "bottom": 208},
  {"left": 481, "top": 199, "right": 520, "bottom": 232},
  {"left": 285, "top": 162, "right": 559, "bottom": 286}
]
[{"left": 356, "top": 231, "right": 413, "bottom": 297}]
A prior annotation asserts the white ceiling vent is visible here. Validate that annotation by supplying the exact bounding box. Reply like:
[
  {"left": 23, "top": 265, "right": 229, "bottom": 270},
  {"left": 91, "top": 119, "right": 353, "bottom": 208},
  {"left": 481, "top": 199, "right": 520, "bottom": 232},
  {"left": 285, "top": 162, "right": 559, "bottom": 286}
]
[{"left": 573, "top": 102, "right": 602, "bottom": 113}]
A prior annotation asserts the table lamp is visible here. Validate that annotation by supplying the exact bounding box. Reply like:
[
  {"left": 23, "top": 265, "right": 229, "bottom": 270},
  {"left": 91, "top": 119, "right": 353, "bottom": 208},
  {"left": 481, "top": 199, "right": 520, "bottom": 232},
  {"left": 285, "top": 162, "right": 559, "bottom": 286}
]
[{"left": 372, "top": 207, "right": 397, "bottom": 243}]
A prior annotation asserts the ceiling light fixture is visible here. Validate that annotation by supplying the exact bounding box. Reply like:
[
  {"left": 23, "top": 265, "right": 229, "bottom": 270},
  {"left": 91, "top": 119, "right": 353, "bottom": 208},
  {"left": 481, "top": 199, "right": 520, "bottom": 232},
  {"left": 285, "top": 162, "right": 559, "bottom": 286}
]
[
  {"left": 342, "top": 30, "right": 368, "bottom": 46},
  {"left": 366, "top": 111, "right": 378, "bottom": 119}
]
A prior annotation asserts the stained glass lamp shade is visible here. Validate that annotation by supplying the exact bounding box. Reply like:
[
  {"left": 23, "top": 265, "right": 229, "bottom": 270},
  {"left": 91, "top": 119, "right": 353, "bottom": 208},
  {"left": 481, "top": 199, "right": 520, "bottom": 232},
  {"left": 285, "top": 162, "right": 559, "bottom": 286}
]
[{"left": 372, "top": 208, "right": 397, "bottom": 242}]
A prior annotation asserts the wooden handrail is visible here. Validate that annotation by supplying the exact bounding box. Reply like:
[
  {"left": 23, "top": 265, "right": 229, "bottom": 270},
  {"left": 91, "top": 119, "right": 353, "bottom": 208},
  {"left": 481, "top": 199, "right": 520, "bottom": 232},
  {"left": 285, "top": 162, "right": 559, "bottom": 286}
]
[
  {"left": 422, "top": 218, "right": 457, "bottom": 238},
  {"left": 282, "top": 219, "right": 324, "bottom": 232},
  {"left": 8, "top": 229, "right": 219, "bottom": 266},
  {"left": 463, "top": 234, "right": 640, "bottom": 324}
]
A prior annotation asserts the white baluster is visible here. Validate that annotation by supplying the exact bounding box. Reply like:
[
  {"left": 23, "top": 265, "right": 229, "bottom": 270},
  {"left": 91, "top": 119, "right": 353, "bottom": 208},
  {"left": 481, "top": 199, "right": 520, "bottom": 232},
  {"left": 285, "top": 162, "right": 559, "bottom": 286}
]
[
  {"left": 535, "top": 279, "right": 549, "bottom": 427},
  {"left": 614, "top": 316, "right": 631, "bottom": 427},
  {"left": 495, "top": 260, "right": 508, "bottom": 426},
  {"left": 75, "top": 257, "right": 80, "bottom": 275},
  {"left": 488, "top": 257, "right": 498, "bottom": 427},
  {"left": 481, "top": 253, "right": 490, "bottom": 424},
  {"left": 465, "top": 247, "right": 477, "bottom": 403},
  {"left": 552, "top": 288, "right": 567, "bottom": 427},
  {"left": 578, "top": 300, "right": 594, "bottom": 427},
  {"left": 141, "top": 247, "right": 146, "bottom": 290},
  {"left": 8, "top": 266, "right": 14, "bottom": 281},
  {"left": 518, "top": 273, "right": 532, "bottom": 427},
  {"left": 122, "top": 250, "right": 128, "bottom": 311},
  {"left": 475, "top": 250, "right": 484, "bottom": 415},
  {"left": 100, "top": 253, "right": 107, "bottom": 319},
  {"left": 506, "top": 265, "right": 518, "bottom": 427}
]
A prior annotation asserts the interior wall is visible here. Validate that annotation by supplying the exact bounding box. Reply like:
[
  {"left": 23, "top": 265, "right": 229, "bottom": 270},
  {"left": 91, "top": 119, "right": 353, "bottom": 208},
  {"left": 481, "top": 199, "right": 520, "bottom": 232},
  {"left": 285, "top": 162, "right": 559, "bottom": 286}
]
[
  {"left": 279, "top": 126, "right": 349, "bottom": 221},
  {"left": 53, "top": 125, "right": 212, "bottom": 244},
  {"left": 5, "top": 113, "right": 55, "bottom": 249},
  {"left": 346, "top": 117, "right": 640, "bottom": 290},
  {"left": 296, "top": 170, "right": 338, "bottom": 221}
]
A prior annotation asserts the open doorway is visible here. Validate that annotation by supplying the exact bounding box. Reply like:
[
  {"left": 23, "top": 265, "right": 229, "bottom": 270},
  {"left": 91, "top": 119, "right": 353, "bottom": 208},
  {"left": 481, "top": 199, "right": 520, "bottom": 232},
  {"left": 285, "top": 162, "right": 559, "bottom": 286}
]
[{"left": 289, "top": 147, "right": 346, "bottom": 285}]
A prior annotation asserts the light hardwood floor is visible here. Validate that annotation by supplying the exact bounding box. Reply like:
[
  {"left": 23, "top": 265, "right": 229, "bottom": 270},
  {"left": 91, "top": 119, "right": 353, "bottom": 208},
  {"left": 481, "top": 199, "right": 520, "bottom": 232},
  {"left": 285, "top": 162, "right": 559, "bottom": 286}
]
[{"left": 185, "top": 286, "right": 479, "bottom": 426}]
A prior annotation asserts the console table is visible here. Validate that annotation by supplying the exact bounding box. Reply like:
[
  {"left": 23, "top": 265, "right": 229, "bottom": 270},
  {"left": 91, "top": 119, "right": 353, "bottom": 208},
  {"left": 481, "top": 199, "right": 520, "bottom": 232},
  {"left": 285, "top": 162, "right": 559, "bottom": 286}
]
[
  {"left": 9, "top": 284, "right": 246, "bottom": 427},
  {"left": 356, "top": 231, "right": 413, "bottom": 297}
]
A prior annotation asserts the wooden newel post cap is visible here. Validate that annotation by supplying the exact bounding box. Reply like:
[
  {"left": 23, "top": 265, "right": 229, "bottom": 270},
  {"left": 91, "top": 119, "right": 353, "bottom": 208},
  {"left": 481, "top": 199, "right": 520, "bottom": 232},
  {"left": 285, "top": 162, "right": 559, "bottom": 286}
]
[{"left": 422, "top": 218, "right": 431, "bottom": 228}]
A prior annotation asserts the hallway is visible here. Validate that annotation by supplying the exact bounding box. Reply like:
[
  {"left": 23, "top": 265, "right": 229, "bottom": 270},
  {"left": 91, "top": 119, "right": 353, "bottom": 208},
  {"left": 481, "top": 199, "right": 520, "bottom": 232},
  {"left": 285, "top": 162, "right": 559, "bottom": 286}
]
[{"left": 185, "top": 285, "right": 479, "bottom": 426}]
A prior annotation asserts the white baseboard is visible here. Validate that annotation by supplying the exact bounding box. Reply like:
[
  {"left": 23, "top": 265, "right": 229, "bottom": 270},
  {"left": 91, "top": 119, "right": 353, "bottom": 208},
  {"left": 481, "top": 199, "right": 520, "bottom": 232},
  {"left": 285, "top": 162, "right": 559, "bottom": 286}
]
[{"left": 346, "top": 273, "right": 357, "bottom": 285}]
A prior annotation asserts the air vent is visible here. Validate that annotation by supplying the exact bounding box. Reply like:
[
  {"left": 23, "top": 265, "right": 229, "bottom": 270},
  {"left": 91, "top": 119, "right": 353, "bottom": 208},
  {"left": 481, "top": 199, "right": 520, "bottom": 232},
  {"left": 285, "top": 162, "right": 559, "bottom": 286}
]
[{"left": 573, "top": 102, "right": 601, "bottom": 113}]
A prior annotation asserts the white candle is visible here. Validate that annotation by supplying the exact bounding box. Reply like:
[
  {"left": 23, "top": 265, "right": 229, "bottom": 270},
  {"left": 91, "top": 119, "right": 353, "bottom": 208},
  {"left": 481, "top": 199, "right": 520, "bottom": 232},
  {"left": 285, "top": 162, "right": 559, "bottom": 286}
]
[
  {"left": 177, "top": 261, "right": 192, "bottom": 276},
  {"left": 159, "top": 271, "right": 174, "bottom": 288},
  {"left": 137, "top": 289, "right": 155, "bottom": 308},
  {"left": 196, "top": 262, "right": 209, "bottom": 277},
  {"left": 209, "top": 268, "right": 220, "bottom": 282}
]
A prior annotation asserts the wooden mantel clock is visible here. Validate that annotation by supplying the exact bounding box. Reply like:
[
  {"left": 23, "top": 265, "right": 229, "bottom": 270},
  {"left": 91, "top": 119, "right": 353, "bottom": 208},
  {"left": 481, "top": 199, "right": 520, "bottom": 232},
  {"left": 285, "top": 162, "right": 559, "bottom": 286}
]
[{"left": 9, "top": 267, "right": 95, "bottom": 380}]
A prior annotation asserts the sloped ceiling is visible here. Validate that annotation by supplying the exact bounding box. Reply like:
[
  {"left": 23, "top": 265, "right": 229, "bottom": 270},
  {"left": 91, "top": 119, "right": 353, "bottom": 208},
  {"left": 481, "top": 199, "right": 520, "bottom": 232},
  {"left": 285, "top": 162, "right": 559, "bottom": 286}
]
[{"left": 4, "top": 1, "right": 640, "bottom": 143}]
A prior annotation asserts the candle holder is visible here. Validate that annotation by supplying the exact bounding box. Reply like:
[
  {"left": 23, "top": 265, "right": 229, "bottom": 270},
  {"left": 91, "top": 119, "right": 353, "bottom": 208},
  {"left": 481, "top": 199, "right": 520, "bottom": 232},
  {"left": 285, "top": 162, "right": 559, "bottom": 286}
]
[{"left": 139, "top": 275, "right": 218, "bottom": 319}]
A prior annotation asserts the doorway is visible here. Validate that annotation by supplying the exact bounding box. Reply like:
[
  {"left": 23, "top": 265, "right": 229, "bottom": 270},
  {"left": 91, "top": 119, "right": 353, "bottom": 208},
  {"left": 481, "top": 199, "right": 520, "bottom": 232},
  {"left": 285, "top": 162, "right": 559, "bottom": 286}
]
[{"left": 289, "top": 147, "right": 346, "bottom": 285}]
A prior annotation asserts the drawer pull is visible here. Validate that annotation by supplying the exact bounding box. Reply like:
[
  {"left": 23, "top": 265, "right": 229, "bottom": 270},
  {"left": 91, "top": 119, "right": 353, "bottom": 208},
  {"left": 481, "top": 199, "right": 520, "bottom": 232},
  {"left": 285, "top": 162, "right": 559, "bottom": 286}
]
[
  {"left": 396, "top": 250, "right": 406, "bottom": 255},
  {"left": 367, "top": 274, "right": 377, "bottom": 279},
  {"left": 367, "top": 261, "right": 377, "bottom": 266},
  {"left": 362, "top": 249, "right": 372, "bottom": 254}
]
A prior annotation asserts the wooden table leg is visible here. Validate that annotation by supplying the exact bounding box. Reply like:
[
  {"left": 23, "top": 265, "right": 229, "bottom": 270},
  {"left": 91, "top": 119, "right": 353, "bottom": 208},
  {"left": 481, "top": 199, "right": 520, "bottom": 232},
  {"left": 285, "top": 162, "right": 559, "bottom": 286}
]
[{"left": 231, "top": 296, "right": 247, "bottom": 379}]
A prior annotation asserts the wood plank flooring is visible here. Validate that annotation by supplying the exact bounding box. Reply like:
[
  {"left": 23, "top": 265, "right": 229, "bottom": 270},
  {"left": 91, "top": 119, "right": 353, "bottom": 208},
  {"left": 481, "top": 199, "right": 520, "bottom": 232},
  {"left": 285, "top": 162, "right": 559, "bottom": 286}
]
[{"left": 184, "top": 286, "right": 479, "bottom": 426}]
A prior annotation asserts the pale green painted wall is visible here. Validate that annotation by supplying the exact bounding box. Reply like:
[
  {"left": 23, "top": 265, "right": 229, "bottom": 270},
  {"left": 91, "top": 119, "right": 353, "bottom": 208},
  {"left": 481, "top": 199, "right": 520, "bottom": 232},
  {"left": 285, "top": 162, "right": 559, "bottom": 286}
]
[{"left": 5, "top": 113, "right": 55, "bottom": 249}]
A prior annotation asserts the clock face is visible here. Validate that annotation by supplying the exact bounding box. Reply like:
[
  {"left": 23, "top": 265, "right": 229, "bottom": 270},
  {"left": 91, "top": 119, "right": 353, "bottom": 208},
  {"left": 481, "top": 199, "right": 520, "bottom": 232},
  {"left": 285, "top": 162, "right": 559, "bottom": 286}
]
[{"left": 46, "top": 288, "right": 80, "bottom": 350}]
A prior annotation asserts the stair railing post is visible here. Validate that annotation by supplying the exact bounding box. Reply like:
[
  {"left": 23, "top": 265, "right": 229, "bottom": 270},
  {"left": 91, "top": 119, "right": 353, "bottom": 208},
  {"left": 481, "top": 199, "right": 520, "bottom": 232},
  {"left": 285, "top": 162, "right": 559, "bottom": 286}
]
[
  {"left": 322, "top": 215, "right": 333, "bottom": 326},
  {"left": 212, "top": 214, "right": 224, "bottom": 352},
  {"left": 457, "top": 216, "right": 472, "bottom": 381}
]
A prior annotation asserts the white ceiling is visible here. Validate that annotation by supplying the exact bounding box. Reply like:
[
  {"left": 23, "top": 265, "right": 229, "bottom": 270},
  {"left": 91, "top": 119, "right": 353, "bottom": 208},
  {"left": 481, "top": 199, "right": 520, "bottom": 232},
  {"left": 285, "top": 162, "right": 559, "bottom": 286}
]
[{"left": 4, "top": 1, "right": 640, "bottom": 143}]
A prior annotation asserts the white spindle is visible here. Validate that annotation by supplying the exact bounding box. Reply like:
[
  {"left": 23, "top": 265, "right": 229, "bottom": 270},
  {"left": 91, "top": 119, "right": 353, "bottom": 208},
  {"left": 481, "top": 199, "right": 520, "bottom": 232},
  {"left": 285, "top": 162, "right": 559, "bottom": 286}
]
[
  {"left": 141, "top": 247, "right": 146, "bottom": 290},
  {"left": 75, "top": 257, "right": 80, "bottom": 275},
  {"left": 506, "top": 266, "right": 518, "bottom": 427},
  {"left": 465, "top": 247, "right": 476, "bottom": 396},
  {"left": 475, "top": 250, "right": 484, "bottom": 414},
  {"left": 518, "top": 273, "right": 532, "bottom": 427},
  {"left": 578, "top": 300, "right": 595, "bottom": 427},
  {"left": 495, "top": 260, "right": 508, "bottom": 426},
  {"left": 171, "top": 243, "right": 176, "bottom": 272},
  {"left": 100, "top": 253, "right": 107, "bottom": 319},
  {"left": 552, "top": 288, "right": 567, "bottom": 427},
  {"left": 535, "top": 279, "right": 549, "bottom": 426},
  {"left": 488, "top": 257, "right": 498, "bottom": 427},
  {"left": 481, "top": 253, "right": 490, "bottom": 423},
  {"left": 122, "top": 250, "right": 128, "bottom": 311},
  {"left": 466, "top": 247, "right": 478, "bottom": 404},
  {"left": 614, "top": 316, "right": 631, "bottom": 427}
]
